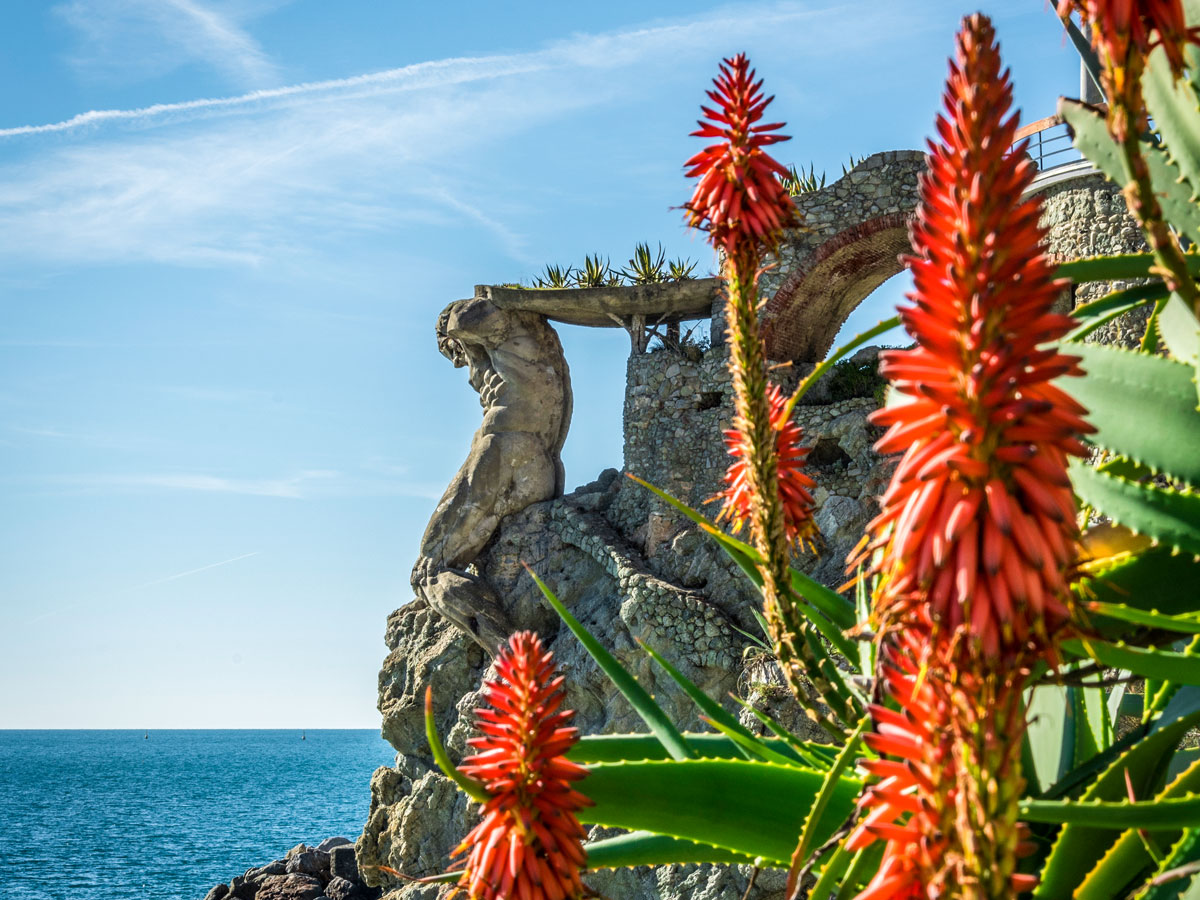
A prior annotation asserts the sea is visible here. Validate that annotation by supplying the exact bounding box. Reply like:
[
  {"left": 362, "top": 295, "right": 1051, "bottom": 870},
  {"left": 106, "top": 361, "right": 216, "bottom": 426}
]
[{"left": 0, "top": 730, "right": 397, "bottom": 900}]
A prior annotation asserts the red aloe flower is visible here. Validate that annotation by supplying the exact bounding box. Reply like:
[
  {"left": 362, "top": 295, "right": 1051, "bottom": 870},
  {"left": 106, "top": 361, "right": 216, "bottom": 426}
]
[
  {"left": 449, "top": 631, "right": 591, "bottom": 900},
  {"left": 847, "top": 642, "right": 950, "bottom": 900},
  {"left": 713, "top": 382, "right": 818, "bottom": 550},
  {"left": 1059, "top": 0, "right": 1200, "bottom": 84},
  {"left": 683, "top": 53, "right": 797, "bottom": 254},
  {"left": 849, "top": 638, "right": 1040, "bottom": 899},
  {"left": 854, "top": 13, "right": 1093, "bottom": 662}
]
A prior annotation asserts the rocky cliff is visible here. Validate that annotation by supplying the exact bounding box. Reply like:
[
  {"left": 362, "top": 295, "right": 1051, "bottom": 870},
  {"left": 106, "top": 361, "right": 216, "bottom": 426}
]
[
  {"left": 356, "top": 344, "right": 892, "bottom": 900},
  {"left": 355, "top": 161, "right": 1143, "bottom": 900}
]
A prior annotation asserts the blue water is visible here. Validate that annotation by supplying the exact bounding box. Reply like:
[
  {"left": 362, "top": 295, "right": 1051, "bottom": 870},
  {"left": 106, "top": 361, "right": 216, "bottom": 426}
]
[{"left": 0, "top": 730, "right": 396, "bottom": 900}]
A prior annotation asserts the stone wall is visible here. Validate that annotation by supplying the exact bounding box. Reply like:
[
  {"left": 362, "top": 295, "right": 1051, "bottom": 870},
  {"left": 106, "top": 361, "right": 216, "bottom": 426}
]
[{"left": 1037, "top": 170, "right": 1150, "bottom": 346}]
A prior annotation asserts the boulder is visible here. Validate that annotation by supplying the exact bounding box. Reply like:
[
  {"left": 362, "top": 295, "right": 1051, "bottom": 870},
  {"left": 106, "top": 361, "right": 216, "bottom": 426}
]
[
  {"left": 246, "top": 860, "right": 288, "bottom": 881},
  {"left": 255, "top": 874, "right": 324, "bottom": 900},
  {"left": 316, "top": 837, "right": 353, "bottom": 853},
  {"left": 324, "top": 876, "right": 362, "bottom": 900},
  {"left": 285, "top": 848, "right": 330, "bottom": 880},
  {"left": 328, "top": 845, "right": 359, "bottom": 883},
  {"left": 202, "top": 886, "right": 230, "bottom": 900},
  {"left": 229, "top": 875, "right": 258, "bottom": 899}
]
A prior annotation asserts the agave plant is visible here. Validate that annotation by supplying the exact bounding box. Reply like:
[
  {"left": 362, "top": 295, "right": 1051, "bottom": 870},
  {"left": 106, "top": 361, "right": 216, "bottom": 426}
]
[
  {"left": 533, "top": 263, "right": 576, "bottom": 289},
  {"left": 425, "top": 8, "right": 1200, "bottom": 900},
  {"left": 668, "top": 257, "right": 699, "bottom": 281},
  {"left": 623, "top": 242, "right": 668, "bottom": 285},
  {"left": 780, "top": 162, "right": 826, "bottom": 196},
  {"left": 839, "top": 154, "right": 867, "bottom": 176},
  {"left": 574, "top": 254, "right": 613, "bottom": 288}
]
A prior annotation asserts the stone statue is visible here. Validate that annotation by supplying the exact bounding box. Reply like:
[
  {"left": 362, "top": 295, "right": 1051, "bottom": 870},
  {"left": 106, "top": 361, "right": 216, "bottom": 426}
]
[
  {"left": 411, "top": 295, "right": 572, "bottom": 651},
  {"left": 410, "top": 279, "right": 719, "bottom": 651}
]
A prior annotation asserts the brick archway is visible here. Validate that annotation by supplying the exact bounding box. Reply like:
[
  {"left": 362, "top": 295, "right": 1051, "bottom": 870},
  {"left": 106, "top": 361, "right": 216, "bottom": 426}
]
[{"left": 762, "top": 212, "right": 911, "bottom": 362}]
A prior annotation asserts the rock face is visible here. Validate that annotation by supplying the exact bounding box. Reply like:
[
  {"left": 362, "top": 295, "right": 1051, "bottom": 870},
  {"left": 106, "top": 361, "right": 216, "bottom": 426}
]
[
  {"left": 358, "top": 349, "right": 892, "bottom": 900},
  {"left": 358, "top": 158, "right": 1142, "bottom": 900}
]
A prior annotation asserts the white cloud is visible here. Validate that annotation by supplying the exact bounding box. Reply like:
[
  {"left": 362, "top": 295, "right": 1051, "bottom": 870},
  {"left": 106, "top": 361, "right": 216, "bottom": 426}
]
[
  {"left": 130, "top": 550, "right": 261, "bottom": 589},
  {"left": 0, "top": 3, "right": 916, "bottom": 268},
  {"left": 39, "top": 467, "right": 445, "bottom": 499},
  {"left": 93, "top": 469, "right": 339, "bottom": 497},
  {"left": 55, "top": 0, "right": 280, "bottom": 88}
]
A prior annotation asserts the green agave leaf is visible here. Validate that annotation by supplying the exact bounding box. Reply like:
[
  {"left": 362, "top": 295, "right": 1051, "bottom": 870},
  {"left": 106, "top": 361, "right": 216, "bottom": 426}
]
[
  {"left": 1085, "top": 600, "right": 1200, "bottom": 635},
  {"left": 806, "top": 842, "right": 856, "bottom": 900},
  {"left": 790, "top": 567, "right": 858, "bottom": 637},
  {"left": 807, "top": 841, "right": 885, "bottom": 900},
  {"left": 1062, "top": 344, "right": 1200, "bottom": 486},
  {"left": 527, "top": 567, "right": 694, "bottom": 761},
  {"left": 1073, "top": 760, "right": 1200, "bottom": 900},
  {"left": 788, "top": 718, "right": 869, "bottom": 899},
  {"left": 1063, "top": 638, "right": 1200, "bottom": 686},
  {"left": 834, "top": 845, "right": 882, "bottom": 899},
  {"left": 583, "top": 830, "right": 756, "bottom": 869},
  {"left": 731, "top": 696, "right": 839, "bottom": 770},
  {"left": 1146, "top": 300, "right": 1167, "bottom": 353},
  {"left": 1057, "top": 253, "right": 1200, "bottom": 285},
  {"left": 1084, "top": 680, "right": 1114, "bottom": 754},
  {"left": 1159, "top": 293, "right": 1200, "bottom": 371},
  {"left": 1065, "top": 283, "right": 1166, "bottom": 343},
  {"left": 1077, "top": 543, "right": 1200, "bottom": 626},
  {"left": 1061, "top": 98, "right": 1200, "bottom": 244},
  {"left": 424, "top": 686, "right": 489, "bottom": 804},
  {"left": 580, "top": 758, "right": 862, "bottom": 867},
  {"left": 1023, "top": 795, "right": 1200, "bottom": 829},
  {"left": 1143, "top": 37, "right": 1200, "bottom": 205},
  {"left": 636, "top": 639, "right": 757, "bottom": 761},
  {"left": 1135, "top": 827, "right": 1200, "bottom": 899},
  {"left": 704, "top": 716, "right": 804, "bottom": 768},
  {"left": 798, "top": 618, "right": 867, "bottom": 721},
  {"left": 1074, "top": 682, "right": 1104, "bottom": 767},
  {"left": 1025, "top": 684, "right": 1078, "bottom": 794},
  {"left": 1033, "top": 705, "right": 1200, "bottom": 897},
  {"left": 1069, "top": 462, "right": 1200, "bottom": 555},
  {"left": 569, "top": 732, "right": 823, "bottom": 766},
  {"left": 626, "top": 474, "right": 857, "bottom": 633}
]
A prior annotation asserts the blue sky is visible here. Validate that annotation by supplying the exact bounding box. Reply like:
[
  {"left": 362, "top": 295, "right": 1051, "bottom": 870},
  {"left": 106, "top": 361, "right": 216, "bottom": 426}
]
[{"left": 0, "top": 1, "right": 1081, "bottom": 728}]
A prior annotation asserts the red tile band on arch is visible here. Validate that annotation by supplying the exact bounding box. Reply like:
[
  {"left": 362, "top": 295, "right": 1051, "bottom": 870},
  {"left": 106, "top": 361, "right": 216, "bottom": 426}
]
[{"left": 761, "top": 210, "right": 914, "bottom": 363}]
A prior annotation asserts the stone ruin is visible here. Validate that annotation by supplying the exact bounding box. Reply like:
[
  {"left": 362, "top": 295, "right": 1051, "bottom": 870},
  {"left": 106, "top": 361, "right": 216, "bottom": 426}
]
[{"left": 356, "top": 149, "right": 1148, "bottom": 900}]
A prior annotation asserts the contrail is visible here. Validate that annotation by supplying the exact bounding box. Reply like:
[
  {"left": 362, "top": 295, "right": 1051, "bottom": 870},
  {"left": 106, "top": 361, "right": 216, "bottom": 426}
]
[
  {"left": 133, "top": 551, "right": 261, "bottom": 589},
  {"left": 0, "top": 52, "right": 544, "bottom": 138}
]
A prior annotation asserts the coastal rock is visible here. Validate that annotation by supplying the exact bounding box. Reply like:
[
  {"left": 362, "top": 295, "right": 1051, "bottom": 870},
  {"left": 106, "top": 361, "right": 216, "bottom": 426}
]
[
  {"left": 246, "top": 860, "right": 287, "bottom": 880},
  {"left": 324, "top": 876, "right": 363, "bottom": 900},
  {"left": 329, "top": 845, "right": 360, "bottom": 883},
  {"left": 229, "top": 875, "right": 259, "bottom": 899},
  {"left": 255, "top": 874, "right": 324, "bottom": 900},
  {"left": 202, "top": 839, "right": 379, "bottom": 900},
  {"left": 284, "top": 847, "right": 330, "bottom": 880}
]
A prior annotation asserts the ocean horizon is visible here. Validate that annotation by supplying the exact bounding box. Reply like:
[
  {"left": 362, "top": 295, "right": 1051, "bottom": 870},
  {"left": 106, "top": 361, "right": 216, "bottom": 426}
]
[{"left": 0, "top": 729, "right": 396, "bottom": 900}]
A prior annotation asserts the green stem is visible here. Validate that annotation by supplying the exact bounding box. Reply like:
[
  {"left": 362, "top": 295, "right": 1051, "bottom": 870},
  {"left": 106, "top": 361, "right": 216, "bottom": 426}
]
[
  {"left": 724, "top": 251, "right": 848, "bottom": 741},
  {"left": 1113, "top": 55, "right": 1200, "bottom": 318}
]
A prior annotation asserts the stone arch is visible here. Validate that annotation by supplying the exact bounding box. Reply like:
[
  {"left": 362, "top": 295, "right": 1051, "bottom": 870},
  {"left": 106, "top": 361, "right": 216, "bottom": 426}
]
[
  {"left": 756, "top": 149, "right": 926, "bottom": 363},
  {"left": 762, "top": 212, "right": 912, "bottom": 362}
]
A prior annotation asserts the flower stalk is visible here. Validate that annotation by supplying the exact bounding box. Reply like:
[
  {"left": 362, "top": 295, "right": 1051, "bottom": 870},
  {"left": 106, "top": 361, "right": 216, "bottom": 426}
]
[
  {"left": 849, "top": 14, "right": 1094, "bottom": 897},
  {"left": 448, "top": 631, "right": 591, "bottom": 900},
  {"left": 1059, "top": 0, "right": 1200, "bottom": 315},
  {"left": 684, "top": 54, "right": 847, "bottom": 738}
]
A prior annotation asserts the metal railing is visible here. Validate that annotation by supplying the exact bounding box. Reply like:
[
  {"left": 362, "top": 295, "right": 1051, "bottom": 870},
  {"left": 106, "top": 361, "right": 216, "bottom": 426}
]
[{"left": 1013, "top": 114, "right": 1083, "bottom": 172}]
